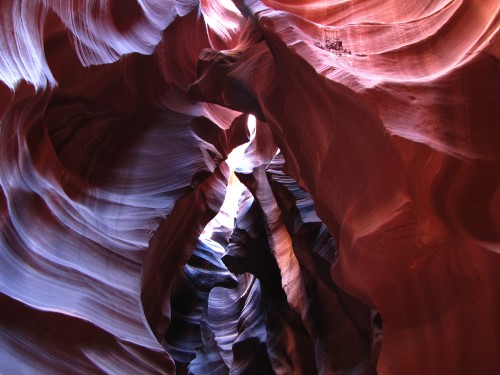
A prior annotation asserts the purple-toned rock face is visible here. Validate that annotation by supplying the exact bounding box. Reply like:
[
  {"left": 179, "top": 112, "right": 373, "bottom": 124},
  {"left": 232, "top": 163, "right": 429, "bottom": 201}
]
[{"left": 0, "top": 1, "right": 499, "bottom": 374}]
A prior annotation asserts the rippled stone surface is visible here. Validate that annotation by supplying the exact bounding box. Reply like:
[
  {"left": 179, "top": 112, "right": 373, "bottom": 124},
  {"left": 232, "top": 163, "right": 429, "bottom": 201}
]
[{"left": 0, "top": 1, "right": 499, "bottom": 374}]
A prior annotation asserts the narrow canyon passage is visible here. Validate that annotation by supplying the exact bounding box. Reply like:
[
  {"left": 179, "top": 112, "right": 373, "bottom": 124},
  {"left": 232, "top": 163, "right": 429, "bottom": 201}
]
[
  {"left": 0, "top": 0, "right": 499, "bottom": 374},
  {"left": 152, "top": 115, "right": 378, "bottom": 373}
]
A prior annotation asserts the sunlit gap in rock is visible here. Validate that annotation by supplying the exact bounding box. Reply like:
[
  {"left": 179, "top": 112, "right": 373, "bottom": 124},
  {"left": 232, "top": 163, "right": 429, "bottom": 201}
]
[{"left": 200, "top": 114, "right": 256, "bottom": 243}]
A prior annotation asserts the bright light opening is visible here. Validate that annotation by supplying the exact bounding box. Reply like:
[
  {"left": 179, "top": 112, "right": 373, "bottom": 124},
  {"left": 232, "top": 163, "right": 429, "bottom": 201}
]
[{"left": 200, "top": 115, "right": 256, "bottom": 240}]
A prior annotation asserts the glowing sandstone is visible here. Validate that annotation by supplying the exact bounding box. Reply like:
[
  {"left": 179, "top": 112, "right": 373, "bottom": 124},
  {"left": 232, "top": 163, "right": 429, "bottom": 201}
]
[{"left": 0, "top": 0, "right": 499, "bottom": 374}]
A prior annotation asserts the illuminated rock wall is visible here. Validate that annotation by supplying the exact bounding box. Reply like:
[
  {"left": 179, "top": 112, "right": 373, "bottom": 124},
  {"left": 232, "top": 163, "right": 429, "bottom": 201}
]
[{"left": 0, "top": 1, "right": 498, "bottom": 374}]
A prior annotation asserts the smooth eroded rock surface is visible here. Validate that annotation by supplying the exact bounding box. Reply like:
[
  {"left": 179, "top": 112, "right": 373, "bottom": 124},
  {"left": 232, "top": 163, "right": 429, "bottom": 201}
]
[{"left": 0, "top": 1, "right": 498, "bottom": 374}]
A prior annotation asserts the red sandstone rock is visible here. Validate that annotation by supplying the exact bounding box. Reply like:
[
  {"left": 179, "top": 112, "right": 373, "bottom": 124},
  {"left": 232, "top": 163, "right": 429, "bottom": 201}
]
[{"left": 0, "top": 1, "right": 498, "bottom": 374}]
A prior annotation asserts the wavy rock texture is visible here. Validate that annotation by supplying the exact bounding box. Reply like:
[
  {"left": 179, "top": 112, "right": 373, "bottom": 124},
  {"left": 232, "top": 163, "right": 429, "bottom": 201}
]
[{"left": 0, "top": 0, "right": 499, "bottom": 374}]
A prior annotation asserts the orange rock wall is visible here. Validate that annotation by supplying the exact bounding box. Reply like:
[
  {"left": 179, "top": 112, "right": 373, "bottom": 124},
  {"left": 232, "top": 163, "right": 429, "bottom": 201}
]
[{"left": 0, "top": 1, "right": 498, "bottom": 374}]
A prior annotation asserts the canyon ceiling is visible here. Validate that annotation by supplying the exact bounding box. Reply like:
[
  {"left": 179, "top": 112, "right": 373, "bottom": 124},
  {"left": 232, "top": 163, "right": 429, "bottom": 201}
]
[{"left": 0, "top": 0, "right": 499, "bottom": 374}]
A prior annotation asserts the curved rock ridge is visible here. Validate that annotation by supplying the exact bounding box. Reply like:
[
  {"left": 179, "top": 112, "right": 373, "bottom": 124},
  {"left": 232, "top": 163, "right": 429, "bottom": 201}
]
[
  {"left": 1, "top": 0, "right": 499, "bottom": 374},
  {"left": 163, "top": 238, "right": 237, "bottom": 372},
  {"left": 189, "top": 1, "right": 500, "bottom": 374},
  {"left": 0, "top": 3, "right": 246, "bottom": 374},
  {"left": 221, "top": 188, "right": 316, "bottom": 375},
  {"left": 266, "top": 152, "right": 378, "bottom": 373}
]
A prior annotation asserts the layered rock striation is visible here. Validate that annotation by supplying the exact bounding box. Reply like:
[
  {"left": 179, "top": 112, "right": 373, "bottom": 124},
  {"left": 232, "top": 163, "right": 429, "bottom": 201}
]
[{"left": 0, "top": 0, "right": 499, "bottom": 374}]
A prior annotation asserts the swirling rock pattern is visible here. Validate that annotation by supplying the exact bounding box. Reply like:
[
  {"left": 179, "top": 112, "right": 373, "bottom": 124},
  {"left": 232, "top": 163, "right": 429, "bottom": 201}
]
[{"left": 1, "top": 0, "right": 499, "bottom": 374}]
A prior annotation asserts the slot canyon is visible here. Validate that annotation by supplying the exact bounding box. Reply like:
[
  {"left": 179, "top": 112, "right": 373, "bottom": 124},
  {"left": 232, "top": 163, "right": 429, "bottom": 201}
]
[{"left": 0, "top": 0, "right": 499, "bottom": 374}]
